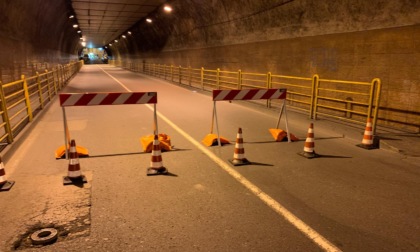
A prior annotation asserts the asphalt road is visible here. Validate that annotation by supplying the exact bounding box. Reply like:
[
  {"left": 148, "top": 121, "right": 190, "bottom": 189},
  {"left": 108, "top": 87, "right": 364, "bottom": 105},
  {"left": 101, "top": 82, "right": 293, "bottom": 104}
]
[{"left": 0, "top": 65, "right": 419, "bottom": 252}]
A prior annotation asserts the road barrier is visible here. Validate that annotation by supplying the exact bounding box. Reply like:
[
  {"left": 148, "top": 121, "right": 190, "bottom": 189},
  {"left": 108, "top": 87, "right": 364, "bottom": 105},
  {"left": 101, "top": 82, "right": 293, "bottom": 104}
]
[
  {"left": 58, "top": 92, "right": 159, "bottom": 160},
  {"left": 205, "top": 88, "right": 291, "bottom": 146}
]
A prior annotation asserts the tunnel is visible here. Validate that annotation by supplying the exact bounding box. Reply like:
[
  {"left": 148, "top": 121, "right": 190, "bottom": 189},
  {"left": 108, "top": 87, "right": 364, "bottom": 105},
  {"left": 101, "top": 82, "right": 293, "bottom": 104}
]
[
  {"left": 0, "top": 0, "right": 418, "bottom": 132},
  {"left": 1, "top": 1, "right": 420, "bottom": 251}
]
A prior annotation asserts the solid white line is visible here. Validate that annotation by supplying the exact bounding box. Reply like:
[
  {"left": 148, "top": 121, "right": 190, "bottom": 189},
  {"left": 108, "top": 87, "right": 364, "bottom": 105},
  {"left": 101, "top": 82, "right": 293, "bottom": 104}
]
[{"left": 100, "top": 66, "right": 342, "bottom": 252}]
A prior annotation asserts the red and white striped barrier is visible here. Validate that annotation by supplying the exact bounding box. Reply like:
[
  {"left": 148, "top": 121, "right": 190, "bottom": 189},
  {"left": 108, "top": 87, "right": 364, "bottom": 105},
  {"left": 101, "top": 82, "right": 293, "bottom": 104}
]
[
  {"left": 213, "top": 88, "right": 286, "bottom": 101},
  {"left": 59, "top": 92, "right": 157, "bottom": 107}
]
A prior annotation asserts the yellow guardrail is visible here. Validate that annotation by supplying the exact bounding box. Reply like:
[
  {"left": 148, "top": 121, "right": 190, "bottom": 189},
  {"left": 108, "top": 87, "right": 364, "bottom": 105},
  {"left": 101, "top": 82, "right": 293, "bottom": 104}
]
[
  {"left": 0, "top": 61, "right": 83, "bottom": 149},
  {"left": 111, "top": 60, "right": 381, "bottom": 134}
]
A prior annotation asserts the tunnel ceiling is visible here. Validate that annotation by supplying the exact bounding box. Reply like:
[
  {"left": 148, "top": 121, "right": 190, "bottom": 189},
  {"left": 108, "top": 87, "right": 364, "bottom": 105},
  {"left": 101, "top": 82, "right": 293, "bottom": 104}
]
[{"left": 71, "top": 0, "right": 167, "bottom": 48}]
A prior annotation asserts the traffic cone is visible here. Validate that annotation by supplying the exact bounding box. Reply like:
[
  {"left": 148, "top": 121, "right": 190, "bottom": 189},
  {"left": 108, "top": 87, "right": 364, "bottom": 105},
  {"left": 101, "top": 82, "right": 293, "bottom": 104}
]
[
  {"left": 0, "top": 156, "right": 15, "bottom": 192},
  {"left": 229, "top": 128, "right": 251, "bottom": 166},
  {"left": 357, "top": 118, "right": 378, "bottom": 149},
  {"left": 147, "top": 135, "right": 168, "bottom": 176},
  {"left": 63, "top": 139, "right": 87, "bottom": 185},
  {"left": 298, "top": 123, "right": 319, "bottom": 159}
]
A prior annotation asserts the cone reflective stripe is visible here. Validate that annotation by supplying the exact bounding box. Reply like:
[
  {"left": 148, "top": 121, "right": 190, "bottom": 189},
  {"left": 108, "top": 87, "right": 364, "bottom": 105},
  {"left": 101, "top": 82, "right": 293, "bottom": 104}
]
[
  {"left": 229, "top": 128, "right": 250, "bottom": 166},
  {"left": 147, "top": 135, "right": 168, "bottom": 175},
  {"left": 303, "top": 124, "right": 315, "bottom": 153},
  {"left": 0, "top": 160, "right": 7, "bottom": 185},
  {"left": 233, "top": 128, "right": 245, "bottom": 160},
  {"left": 63, "top": 139, "right": 87, "bottom": 185},
  {"left": 68, "top": 140, "right": 82, "bottom": 178},
  {"left": 362, "top": 118, "right": 373, "bottom": 145},
  {"left": 298, "top": 123, "right": 319, "bottom": 159},
  {"left": 0, "top": 155, "right": 15, "bottom": 191},
  {"left": 357, "top": 118, "right": 378, "bottom": 149},
  {"left": 150, "top": 136, "right": 163, "bottom": 168}
]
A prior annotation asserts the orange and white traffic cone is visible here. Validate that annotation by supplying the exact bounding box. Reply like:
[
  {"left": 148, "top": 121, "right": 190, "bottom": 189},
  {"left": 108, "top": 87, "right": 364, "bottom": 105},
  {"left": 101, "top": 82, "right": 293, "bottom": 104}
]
[
  {"left": 357, "top": 118, "right": 378, "bottom": 149},
  {"left": 0, "top": 156, "right": 15, "bottom": 192},
  {"left": 298, "top": 123, "right": 319, "bottom": 159},
  {"left": 63, "top": 139, "right": 87, "bottom": 185},
  {"left": 229, "top": 128, "right": 251, "bottom": 166},
  {"left": 147, "top": 134, "right": 168, "bottom": 176}
]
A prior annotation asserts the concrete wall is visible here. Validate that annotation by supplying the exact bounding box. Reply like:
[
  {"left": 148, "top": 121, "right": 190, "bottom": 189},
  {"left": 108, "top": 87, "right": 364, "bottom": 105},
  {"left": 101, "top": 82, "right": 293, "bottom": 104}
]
[
  {"left": 113, "top": 0, "right": 420, "bottom": 132},
  {"left": 0, "top": 0, "right": 81, "bottom": 83}
]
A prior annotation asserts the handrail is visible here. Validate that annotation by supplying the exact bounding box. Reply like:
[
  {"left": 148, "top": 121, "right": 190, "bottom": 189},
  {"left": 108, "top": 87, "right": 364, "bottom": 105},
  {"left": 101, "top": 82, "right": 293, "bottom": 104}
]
[
  {"left": 0, "top": 60, "right": 83, "bottom": 151},
  {"left": 110, "top": 60, "right": 381, "bottom": 134}
]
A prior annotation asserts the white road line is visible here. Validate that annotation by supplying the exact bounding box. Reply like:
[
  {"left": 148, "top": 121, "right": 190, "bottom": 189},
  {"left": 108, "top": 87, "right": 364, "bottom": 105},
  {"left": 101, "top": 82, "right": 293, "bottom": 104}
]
[{"left": 99, "top": 66, "right": 342, "bottom": 252}]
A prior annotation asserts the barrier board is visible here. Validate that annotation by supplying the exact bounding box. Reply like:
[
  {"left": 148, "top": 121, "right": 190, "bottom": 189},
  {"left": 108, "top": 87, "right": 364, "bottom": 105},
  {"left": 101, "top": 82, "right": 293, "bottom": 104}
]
[
  {"left": 58, "top": 92, "right": 158, "bottom": 159},
  {"left": 210, "top": 88, "right": 290, "bottom": 146}
]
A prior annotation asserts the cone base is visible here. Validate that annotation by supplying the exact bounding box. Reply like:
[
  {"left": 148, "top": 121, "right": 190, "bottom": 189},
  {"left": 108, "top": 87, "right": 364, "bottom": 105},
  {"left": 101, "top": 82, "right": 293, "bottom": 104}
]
[
  {"left": 0, "top": 181, "right": 15, "bottom": 191},
  {"left": 229, "top": 158, "right": 251, "bottom": 166},
  {"left": 298, "top": 151, "right": 319, "bottom": 159},
  {"left": 63, "top": 175, "right": 87, "bottom": 185},
  {"left": 356, "top": 143, "right": 378, "bottom": 150},
  {"left": 147, "top": 167, "right": 168, "bottom": 176},
  {"left": 269, "top": 129, "right": 299, "bottom": 142}
]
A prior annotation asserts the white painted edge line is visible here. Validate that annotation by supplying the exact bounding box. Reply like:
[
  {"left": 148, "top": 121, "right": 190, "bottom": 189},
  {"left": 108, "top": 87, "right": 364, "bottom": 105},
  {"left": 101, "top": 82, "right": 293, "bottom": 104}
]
[{"left": 100, "top": 66, "right": 342, "bottom": 252}]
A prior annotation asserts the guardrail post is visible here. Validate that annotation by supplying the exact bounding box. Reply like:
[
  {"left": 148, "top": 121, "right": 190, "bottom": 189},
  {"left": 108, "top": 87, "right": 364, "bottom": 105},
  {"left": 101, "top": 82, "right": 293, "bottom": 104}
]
[
  {"left": 267, "top": 72, "right": 272, "bottom": 108},
  {"left": 179, "top": 65, "right": 182, "bottom": 85},
  {"left": 22, "top": 75, "right": 33, "bottom": 122},
  {"left": 201, "top": 67, "right": 204, "bottom": 90},
  {"left": 0, "top": 81, "right": 13, "bottom": 143},
  {"left": 372, "top": 78, "right": 381, "bottom": 135},
  {"left": 52, "top": 68, "right": 58, "bottom": 93},
  {"left": 216, "top": 68, "right": 220, "bottom": 89},
  {"left": 171, "top": 65, "right": 174, "bottom": 82},
  {"left": 188, "top": 66, "right": 192, "bottom": 86},
  {"left": 238, "top": 69, "right": 242, "bottom": 89},
  {"left": 45, "top": 69, "right": 53, "bottom": 102},
  {"left": 36, "top": 72, "right": 45, "bottom": 109},
  {"left": 311, "top": 74, "right": 320, "bottom": 120}
]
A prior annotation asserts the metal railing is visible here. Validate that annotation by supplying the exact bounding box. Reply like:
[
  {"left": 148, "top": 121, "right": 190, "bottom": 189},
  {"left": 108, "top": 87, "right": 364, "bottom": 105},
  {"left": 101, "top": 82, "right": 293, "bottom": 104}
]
[
  {"left": 0, "top": 61, "right": 83, "bottom": 149},
  {"left": 111, "top": 60, "right": 381, "bottom": 134}
]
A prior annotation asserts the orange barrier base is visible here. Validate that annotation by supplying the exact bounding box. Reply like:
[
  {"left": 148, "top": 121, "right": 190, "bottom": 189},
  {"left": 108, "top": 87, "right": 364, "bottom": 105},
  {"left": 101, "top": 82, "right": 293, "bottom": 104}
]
[
  {"left": 269, "top": 129, "right": 299, "bottom": 142},
  {"left": 55, "top": 145, "right": 89, "bottom": 159},
  {"left": 202, "top": 134, "right": 230, "bottom": 147},
  {"left": 141, "top": 134, "right": 172, "bottom": 152}
]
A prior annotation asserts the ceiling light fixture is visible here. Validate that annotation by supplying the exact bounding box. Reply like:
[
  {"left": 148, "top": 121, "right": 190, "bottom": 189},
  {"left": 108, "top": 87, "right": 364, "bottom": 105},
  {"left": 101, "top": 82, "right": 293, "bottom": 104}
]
[
  {"left": 69, "top": 15, "right": 74, "bottom": 19},
  {"left": 146, "top": 18, "right": 152, "bottom": 23},
  {"left": 122, "top": 35, "right": 126, "bottom": 39},
  {"left": 114, "top": 39, "right": 118, "bottom": 42},
  {"left": 73, "top": 24, "right": 78, "bottom": 28},
  {"left": 127, "top": 31, "right": 132, "bottom": 35},
  {"left": 163, "top": 5, "right": 172, "bottom": 12}
]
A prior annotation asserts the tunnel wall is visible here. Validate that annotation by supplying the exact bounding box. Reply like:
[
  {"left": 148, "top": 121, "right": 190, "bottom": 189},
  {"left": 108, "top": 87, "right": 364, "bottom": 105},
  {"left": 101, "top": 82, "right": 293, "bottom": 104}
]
[
  {"left": 0, "top": 0, "right": 81, "bottom": 83},
  {"left": 113, "top": 0, "right": 420, "bottom": 132}
]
